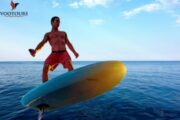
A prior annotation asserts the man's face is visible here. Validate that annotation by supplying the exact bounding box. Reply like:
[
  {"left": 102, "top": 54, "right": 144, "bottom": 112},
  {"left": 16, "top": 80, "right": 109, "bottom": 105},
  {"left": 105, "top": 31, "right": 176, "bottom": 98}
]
[{"left": 52, "top": 18, "right": 60, "bottom": 28}]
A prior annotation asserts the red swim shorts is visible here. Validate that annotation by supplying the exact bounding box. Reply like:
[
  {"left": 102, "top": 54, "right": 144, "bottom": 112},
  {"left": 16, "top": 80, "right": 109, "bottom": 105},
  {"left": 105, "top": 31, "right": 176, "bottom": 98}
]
[{"left": 44, "top": 51, "right": 72, "bottom": 71}]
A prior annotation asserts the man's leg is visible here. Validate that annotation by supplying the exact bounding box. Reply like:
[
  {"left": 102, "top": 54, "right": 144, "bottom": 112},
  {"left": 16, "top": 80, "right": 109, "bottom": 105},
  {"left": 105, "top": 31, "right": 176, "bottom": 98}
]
[
  {"left": 42, "top": 64, "right": 49, "bottom": 83},
  {"left": 66, "top": 61, "right": 74, "bottom": 71}
]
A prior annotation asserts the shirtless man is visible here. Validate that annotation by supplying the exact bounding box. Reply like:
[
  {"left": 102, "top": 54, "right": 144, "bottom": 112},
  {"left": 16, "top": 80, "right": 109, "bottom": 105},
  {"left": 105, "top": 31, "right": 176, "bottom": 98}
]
[{"left": 29, "top": 16, "right": 79, "bottom": 83}]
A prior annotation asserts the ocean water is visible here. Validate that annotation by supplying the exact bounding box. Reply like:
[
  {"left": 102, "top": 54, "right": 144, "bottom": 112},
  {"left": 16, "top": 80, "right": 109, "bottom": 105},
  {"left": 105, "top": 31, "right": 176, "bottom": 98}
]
[{"left": 0, "top": 61, "right": 180, "bottom": 120}]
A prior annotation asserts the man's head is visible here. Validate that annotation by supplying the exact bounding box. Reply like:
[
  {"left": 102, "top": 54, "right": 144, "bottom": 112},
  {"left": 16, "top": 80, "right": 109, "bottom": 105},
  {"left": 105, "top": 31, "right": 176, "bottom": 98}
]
[{"left": 51, "top": 16, "right": 60, "bottom": 28}]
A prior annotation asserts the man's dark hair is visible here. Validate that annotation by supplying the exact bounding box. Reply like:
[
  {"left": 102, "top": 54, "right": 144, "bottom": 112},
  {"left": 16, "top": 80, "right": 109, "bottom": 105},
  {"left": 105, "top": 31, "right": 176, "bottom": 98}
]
[{"left": 51, "top": 16, "right": 60, "bottom": 24}]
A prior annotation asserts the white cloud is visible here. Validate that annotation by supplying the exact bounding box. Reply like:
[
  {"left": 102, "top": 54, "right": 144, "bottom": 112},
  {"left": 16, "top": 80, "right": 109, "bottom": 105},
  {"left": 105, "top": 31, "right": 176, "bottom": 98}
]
[
  {"left": 157, "top": 0, "right": 180, "bottom": 7},
  {"left": 89, "top": 19, "right": 104, "bottom": 25},
  {"left": 168, "top": 10, "right": 180, "bottom": 25},
  {"left": 176, "top": 17, "right": 180, "bottom": 25},
  {"left": 52, "top": 0, "right": 60, "bottom": 8},
  {"left": 123, "top": 3, "right": 161, "bottom": 17},
  {"left": 69, "top": 0, "right": 113, "bottom": 8},
  {"left": 69, "top": 1, "right": 80, "bottom": 8},
  {"left": 125, "top": 0, "right": 132, "bottom": 2},
  {"left": 123, "top": 0, "right": 180, "bottom": 17},
  {"left": 122, "top": 0, "right": 180, "bottom": 26}
]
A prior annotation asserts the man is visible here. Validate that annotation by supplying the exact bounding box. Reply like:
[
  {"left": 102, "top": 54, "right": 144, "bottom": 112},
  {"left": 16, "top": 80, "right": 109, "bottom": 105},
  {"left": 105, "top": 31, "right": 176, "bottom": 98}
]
[{"left": 29, "top": 16, "right": 79, "bottom": 83}]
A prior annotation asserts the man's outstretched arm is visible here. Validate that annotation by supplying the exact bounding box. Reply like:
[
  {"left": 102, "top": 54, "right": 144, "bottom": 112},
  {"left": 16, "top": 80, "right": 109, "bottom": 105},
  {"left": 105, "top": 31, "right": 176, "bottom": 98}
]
[
  {"left": 65, "top": 32, "right": 79, "bottom": 58},
  {"left": 29, "top": 33, "right": 49, "bottom": 57}
]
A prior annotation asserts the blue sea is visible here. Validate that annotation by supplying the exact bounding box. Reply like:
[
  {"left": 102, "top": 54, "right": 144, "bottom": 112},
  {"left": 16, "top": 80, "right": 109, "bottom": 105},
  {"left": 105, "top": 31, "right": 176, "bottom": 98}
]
[{"left": 0, "top": 61, "right": 180, "bottom": 120}]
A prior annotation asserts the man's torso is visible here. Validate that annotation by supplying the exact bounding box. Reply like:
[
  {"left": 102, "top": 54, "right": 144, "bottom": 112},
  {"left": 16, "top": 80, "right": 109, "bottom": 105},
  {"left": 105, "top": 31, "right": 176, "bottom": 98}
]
[{"left": 47, "top": 31, "right": 66, "bottom": 51}]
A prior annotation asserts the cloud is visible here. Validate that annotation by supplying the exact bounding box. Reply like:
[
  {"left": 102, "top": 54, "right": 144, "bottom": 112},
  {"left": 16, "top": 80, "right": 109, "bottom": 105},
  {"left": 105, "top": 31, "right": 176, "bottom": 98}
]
[
  {"left": 122, "top": 0, "right": 180, "bottom": 25},
  {"left": 52, "top": 0, "right": 60, "bottom": 8},
  {"left": 89, "top": 19, "right": 104, "bottom": 25},
  {"left": 123, "top": 0, "right": 180, "bottom": 17},
  {"left": 157, "top": 0, "right": 180, "bottom": 7},
  {"left": 69, "top": 1, "right": 80, "bottom": 8},
  {"left": 123, "top": 3, "right": 161, "bottom": 17},
  {"left": 168, "top": 10, "right": 180, "bottom": 25},
  {"left": 125, "top": 0, "right": 132, "bottom": 2},
  {"left": 176, "top": 17, "right": 180, "bottom": 25},
  {"left": 69, "top": 0, "right": 113, "bottom": 8}
]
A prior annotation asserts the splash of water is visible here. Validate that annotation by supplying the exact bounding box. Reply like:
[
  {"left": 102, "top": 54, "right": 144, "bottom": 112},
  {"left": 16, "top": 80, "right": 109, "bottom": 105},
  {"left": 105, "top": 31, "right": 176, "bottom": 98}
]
[{"left": 38, "top": 109, "right": 44, "bottom": 120}]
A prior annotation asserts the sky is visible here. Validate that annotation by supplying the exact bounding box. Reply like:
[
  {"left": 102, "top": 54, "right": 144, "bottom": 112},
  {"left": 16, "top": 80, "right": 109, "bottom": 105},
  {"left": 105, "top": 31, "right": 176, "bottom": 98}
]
[{"left": 0, "top": 0, "right": 180, "bottom": 61}]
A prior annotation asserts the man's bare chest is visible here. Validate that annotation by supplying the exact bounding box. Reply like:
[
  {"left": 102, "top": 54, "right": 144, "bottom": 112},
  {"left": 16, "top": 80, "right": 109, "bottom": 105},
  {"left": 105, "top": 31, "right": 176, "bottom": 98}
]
[
  {"left": 48, "top": 32, "right": 66, "bottom": 44},
  {"left": 49, "top": 32, "right": 65, "bottom": 40}
]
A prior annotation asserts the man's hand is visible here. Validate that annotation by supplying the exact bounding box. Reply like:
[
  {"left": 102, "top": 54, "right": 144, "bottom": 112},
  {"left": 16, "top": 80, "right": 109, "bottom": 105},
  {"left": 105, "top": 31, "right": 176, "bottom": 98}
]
[
  {"left": 74, "top": 52, "right": 79, "bottom": 58},
  {"left": 29, "top": 49, "right": 36, "bottom": 57}
]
